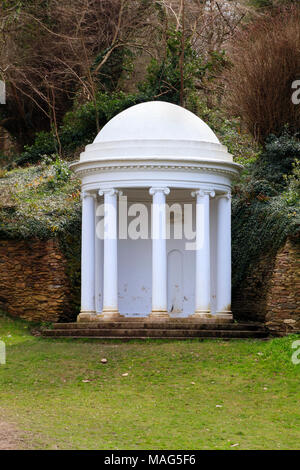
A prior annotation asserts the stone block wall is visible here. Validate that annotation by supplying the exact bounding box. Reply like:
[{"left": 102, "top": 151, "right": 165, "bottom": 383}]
[
  {"left": 232, "top": 237, "right": 300, "bottom": 335},
  {"left": 265, "top": 238, "right": 300, "bottom": 335},
  {"left": 0, "top": 236, "right": 299, "bottom": 332},
  {"left": 0, "top": 238, "right": 74, "bottom": 322}
]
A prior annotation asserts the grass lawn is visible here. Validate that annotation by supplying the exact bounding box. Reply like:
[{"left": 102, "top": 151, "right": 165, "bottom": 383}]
[{"left": 0, "top": 312, "right": 299, "bottom": 450}]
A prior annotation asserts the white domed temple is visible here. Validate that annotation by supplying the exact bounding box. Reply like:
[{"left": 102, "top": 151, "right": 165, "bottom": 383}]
[{"left": 70, "top": 101, "right": 243, "bottom": 332}]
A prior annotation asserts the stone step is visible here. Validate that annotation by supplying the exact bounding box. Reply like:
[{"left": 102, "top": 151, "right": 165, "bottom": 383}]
[
  {"left": 44, "top": 328, "right": 268, "bottom": 339},
  {"left": 53, "top": 321, "right": 265, "bottom": 331}
]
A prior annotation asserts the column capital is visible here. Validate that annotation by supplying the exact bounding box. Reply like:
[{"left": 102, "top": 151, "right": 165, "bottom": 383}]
[
  {"left": 149, "top": 187, "right": 170, "bottom": 196},
  {"left": 222, "top": 191, "right": 231, "bottom": 200},
  {"left": 191, "top": 189, "right": 215, "bottom": 199},
  {"left": 98, "top": 188, "right": 123, "bottom": 197},
  {"left": 81, "top": 191, "right": 96, "bottom": 200},
  {"left": 215, "top": 191, "right": 231, "bottom": 200}
]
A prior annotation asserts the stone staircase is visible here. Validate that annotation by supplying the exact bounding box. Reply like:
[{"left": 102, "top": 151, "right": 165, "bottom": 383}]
[{"left": 43, "top": 318, "right": 268, "bottom": 339}]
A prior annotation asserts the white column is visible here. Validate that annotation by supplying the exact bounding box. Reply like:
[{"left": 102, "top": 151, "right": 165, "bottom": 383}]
[
  {"left": 149, "top": 187, "right": 170, "bottom": 318},
  {"left": 78, "top": 191, "right": 96, "bottom": 321},
  {"left": 99, "top": 188, "right": 122, "bottom": 319},
  {"left": 192, "top": 189, "right": 215, "bottom": 317},
  {"left": 216, "top": 192, "right": 233, "bottom": 319},
  {"left": 95, "top": 196, "right": 103, "bottom": 314}
]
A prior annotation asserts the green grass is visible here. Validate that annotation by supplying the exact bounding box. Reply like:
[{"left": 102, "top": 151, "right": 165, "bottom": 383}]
[{"left": 0, "top": 312, "right": 300, "bottom": 450}]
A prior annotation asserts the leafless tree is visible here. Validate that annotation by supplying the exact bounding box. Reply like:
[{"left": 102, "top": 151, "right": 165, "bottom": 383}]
[
  {"left": 225, "top": 5, "right": 300, "bottom": 143},
  {"left": 0, "top": 0, "right": 159, "bottom": 148}
]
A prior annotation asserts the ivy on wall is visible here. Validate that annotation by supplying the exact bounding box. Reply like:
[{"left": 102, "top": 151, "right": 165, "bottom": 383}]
[
  {"left": 58, "top": 216, "right": 81, "bottom": 317},
  {"left": 232, "top": 193, "right": 298, "bottom": 289},
  {"left": 232, "top": 131, "right": 300, "bottom": 289}
]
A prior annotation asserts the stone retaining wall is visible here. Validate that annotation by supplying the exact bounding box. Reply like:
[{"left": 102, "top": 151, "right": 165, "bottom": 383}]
[
  {"left": 0, "top": 236, "right": 299, "bottom": 332},
  {"left": 232, "top": 237, "right": 300, "bottom": 335},
  {"left": 0, "top": 238, "right": 74, "bottom": 322}
]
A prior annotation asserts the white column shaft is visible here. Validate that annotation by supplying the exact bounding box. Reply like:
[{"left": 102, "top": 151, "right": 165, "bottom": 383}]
[
  {"left": 216, "top": 193, "right": 232, "bottom": 315},
  {"left": 150, "top": 187, "right": 170, "bottom": 317},
  {"left": 80, "top": 193, "right": 95, "bottom": 314},
  {"left": 194, "top": 192, "right": 212, "bottom": 315},
  {"left": 95, "top": 198, "right": 103, "bottom": 313},
  {"left": 100, "top": 189, "right": 120, "bottom": 317}
]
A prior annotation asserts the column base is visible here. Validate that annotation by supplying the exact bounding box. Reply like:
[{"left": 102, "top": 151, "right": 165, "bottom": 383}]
[
  {"left": 77, "top": 311, "right": 98, "bottom": 322},
  {"left": 98, "top": 308, "right": 123, "bottom": 320},
  {"left": 149, "top": 310, "right": 170, "bottom": 320},
  {"left": 215, "top": 311, "right": 233, "bottom": 321},
  {"left": 191, "top": 310, "right": 212, "bottom": 318}
]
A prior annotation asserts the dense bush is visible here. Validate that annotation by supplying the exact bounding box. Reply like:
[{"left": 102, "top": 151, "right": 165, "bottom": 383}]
[
  {"left": 252, "top": 131, "right": 300, "bottom": 188},
  {"left": 60, "top": 92, "right": 141, "bottom": 152},
  {"left": 16, "top": 132, "right": 57, "bottom": 166},
  {"left": 0, "top": 163, "right": 80, "bottom": 240},
  {"left": 282, "top": 159, "right": 300, "bottom": 206},
  {"left": 186, "top": 98, "right": 259, "bottom": 164},
  {"left": 44, "top": 155, "right": 72, "bottom": 189},
  {"left": 138, "top": 30, "right": 226, "bottom": 105}
]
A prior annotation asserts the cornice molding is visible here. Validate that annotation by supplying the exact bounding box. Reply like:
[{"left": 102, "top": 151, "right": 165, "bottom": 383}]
[{"left": 72, "top": 162, "right": 240, "bottom": 178}]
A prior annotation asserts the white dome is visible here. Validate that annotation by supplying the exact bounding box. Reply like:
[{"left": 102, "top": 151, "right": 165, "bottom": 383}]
[
  {"left": 94, "top": 101, "right": 220, "bottom": 144},
  {"left": 71, "top": 100, "right": 242, "bottom": 186},
  {"left": 77, "top": 100, "right": 235, "bottom": 164}
]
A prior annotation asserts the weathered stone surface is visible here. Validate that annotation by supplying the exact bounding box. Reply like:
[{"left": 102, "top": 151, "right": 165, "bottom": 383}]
[
  {"left": 265, "top": 238, "right": 300, "bottom": 336},
  {"left": 233, "top": 237, "right": 300, "bottom": 335},
  {"left": 0, "top": 238, "right": 74, "bottom": 322},
  {"left": 44, "top": 318, "right": 268, "bottom": 339}
]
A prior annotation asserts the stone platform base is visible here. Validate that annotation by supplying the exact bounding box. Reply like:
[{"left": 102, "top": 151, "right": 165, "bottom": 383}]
[
  {"left": 77, "top": 314, "right": 233, "bottom": 323},
  {"left": 43, "top": 318, "right": 268, "bottom": 339},
  {"left": 77, "top": 312, "right": 124, "bottom": 322}
]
